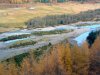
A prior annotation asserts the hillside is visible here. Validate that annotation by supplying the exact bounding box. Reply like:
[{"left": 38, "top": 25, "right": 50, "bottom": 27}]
[{"left": 0, "top": 0, "right": 100, "bottom": 75}]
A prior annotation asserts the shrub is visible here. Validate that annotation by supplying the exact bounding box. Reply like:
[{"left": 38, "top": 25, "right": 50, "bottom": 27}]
[
  {"left": 9, "top": 40, "right": 36, "bottom": 48},
  {"left": 0, "top": 34, "right": 31, "bottom": 42}
]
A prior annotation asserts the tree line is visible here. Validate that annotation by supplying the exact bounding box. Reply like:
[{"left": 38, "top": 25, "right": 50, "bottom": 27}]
[
  {"left": 0, "top": 0, "right": 69, "bottom": 4},
  {"left": 0, "top": 0, "right": 97, "bottom": 4},
  {"left": 27, "top": 9, "right": 100, "bottom": 28}
]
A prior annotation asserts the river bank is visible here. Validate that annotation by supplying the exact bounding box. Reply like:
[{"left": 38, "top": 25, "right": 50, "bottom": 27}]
[{"left": 0, "top": 22, "right": 100, "bottom": 61}]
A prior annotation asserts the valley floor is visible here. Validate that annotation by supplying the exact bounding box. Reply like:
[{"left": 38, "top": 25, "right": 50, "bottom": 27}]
[
  {"left": 0, "top": 21, "right": 100, "bottom": 61},
  {"left": 0, "top": 2, "right": 100, "bottom": 32}
]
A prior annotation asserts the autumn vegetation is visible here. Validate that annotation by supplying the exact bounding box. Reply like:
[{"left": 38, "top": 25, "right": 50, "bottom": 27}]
[
  {"left": 0, "top": 1, "right": 100, "bottom": 75},
  {"left": 0, "top": 35, "right": 100, "bottom": 75},
  {"left": 0, "top": 0, "right": 100, "bottom": 4}
]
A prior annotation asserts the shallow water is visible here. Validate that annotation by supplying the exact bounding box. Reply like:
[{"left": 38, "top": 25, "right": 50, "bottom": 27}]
[
  {"left": 80, "top": 24, "right": 100, "bottom": 29},
  {"left": 74, "top": 32, "right": 90, "bottom": 45},
  {"left": 74, "top": 24, "right": 100, "bottom": 46},
  {"left": 1, "top": 23, "right": 100, "bottom": 45},
  {"left": 55, "top": 25, "right": 77, "bottom": 30}
]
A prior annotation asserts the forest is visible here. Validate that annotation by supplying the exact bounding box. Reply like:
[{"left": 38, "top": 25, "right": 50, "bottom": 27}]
[{"left": 0, "top": 35, "right": 100, "bottom": 75}]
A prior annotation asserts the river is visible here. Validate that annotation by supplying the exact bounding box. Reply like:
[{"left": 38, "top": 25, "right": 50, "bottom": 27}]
[
  {"left": 74, "top": 24, "right": 100, "bottom": 46},
  {"left": 0, "top": 22, "right": 100, "bottom": 61}
]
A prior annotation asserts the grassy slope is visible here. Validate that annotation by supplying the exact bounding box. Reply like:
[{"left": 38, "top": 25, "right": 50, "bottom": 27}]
[{"left": 0, "top": 2, "right": 100, "bottom": 32}]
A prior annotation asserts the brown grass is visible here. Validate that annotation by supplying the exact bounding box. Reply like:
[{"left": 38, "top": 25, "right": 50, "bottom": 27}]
[{"left": 0, "top": 2, "right": 100, "bottom": 32}]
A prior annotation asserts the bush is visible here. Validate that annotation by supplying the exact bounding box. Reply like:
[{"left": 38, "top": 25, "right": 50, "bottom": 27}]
[
  {"left": 32, "top": 30, "right": 71, "bottom": 35},
  {"left": 9, "top": 40, "right": 36, "bottom": 48},
  {"left": 0, "top": 34, "right": 31, "bottom": 42}
]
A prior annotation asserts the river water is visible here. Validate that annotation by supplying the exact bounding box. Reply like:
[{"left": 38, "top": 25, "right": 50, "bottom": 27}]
[
  {"left": 74, "top": 24, "right": 100, "bottom": 45},
  {"left": 0, "top": 23, "right": 100, "bottom": 46}
]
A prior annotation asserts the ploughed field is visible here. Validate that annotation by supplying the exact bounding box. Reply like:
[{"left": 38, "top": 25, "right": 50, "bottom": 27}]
[{"left": 0, "top": 21, "right": 100, "bottom": 61}]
